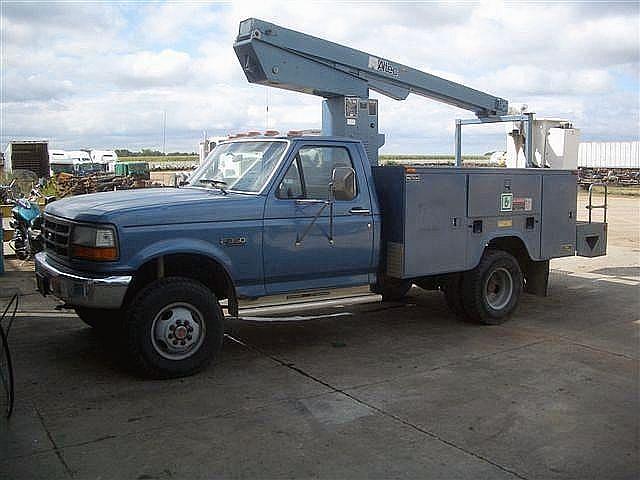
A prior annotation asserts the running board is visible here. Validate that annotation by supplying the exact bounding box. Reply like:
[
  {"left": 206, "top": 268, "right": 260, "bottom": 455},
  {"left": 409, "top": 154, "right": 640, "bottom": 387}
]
[{"left": 224, "top": 285, "right": 381, "bottom": 318}]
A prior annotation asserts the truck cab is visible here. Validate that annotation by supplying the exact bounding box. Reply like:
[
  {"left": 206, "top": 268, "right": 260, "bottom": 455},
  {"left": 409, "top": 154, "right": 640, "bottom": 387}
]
[
  {"left": 90, "top": 149, "right": 118, "bottom": 173},
  {"left": 50, "top": 150, "right": 107, "bottom": 177},
  {"left": 35, "top": 137, "right": 378, "bottom": 377}
]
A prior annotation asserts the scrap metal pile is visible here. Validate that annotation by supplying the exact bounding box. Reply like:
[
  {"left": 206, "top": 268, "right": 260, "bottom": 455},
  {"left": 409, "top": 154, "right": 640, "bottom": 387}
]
[
  {"left": 578, "top": 167, "right": 640, "bottom": 188},
  {"left": 55, "top": 172, "right": 162, "bottom": 198}
]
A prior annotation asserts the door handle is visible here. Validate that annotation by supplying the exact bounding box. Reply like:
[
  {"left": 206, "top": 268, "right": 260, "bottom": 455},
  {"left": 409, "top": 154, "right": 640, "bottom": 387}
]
[{"left": 349, "top": 207, "right": 371, "bottom": 215}]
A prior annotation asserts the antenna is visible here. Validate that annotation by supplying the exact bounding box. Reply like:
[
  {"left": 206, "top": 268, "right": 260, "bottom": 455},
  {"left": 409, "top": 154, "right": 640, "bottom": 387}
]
[
  {"left": 265, "top": 88, "right": 270, "bottom": 130},
  {"left": 162, "top": 110, "right": 167, "bottom": 155}
]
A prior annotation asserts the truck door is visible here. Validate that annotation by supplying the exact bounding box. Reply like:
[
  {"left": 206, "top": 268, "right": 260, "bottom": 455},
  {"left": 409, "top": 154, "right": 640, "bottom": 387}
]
[{"left": 263, "top": 142, "right": 374, "bottom": 294}]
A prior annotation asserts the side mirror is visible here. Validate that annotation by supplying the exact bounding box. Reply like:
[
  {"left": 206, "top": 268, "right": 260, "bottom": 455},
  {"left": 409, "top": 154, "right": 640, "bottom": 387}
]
[{"left": 331, "top": 166, "right": 356, "bottom": 201}]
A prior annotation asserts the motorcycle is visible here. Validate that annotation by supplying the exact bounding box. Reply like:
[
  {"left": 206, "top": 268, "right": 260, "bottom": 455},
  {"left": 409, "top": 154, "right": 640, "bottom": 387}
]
[{"left": 7, "top": 183, "right": 55, "bottom": 260}]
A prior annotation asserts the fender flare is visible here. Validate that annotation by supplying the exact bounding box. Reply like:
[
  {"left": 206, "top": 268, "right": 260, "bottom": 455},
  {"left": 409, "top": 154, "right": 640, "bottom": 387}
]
[
  {"left": 127, "top": 238, "right": 235, "bottom": 280},
  {"left": 468, "top": 231, "right": 537, "bottom": 270}
]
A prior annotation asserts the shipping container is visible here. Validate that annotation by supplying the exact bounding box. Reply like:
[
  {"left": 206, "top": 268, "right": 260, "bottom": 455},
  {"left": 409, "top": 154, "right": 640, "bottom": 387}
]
[{"left": 4, "top": 141, "right": 50, "bottom": 178}]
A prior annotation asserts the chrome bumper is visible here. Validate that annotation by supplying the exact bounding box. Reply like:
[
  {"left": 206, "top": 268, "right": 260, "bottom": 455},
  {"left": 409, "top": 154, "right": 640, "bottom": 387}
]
[{"left": 34, "top": 252, "right": 132, "bottom": 310}]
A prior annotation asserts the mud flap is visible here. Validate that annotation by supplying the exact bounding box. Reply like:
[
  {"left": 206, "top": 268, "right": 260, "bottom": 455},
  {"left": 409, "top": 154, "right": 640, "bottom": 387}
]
[{"left": 524, "top": 260, "right": 549, "bottom": 297}]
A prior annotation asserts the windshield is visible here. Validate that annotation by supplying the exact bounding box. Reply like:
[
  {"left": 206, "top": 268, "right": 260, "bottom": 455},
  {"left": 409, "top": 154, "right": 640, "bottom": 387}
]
[
  {"left": 188, "top": 140, "right": 287, "bottom": 193},
  {"left": 76, "top": 163, "right": 106, "bottom": 175},
  {"left": 51, "top": 164, "right": 74, "bottom": 174}
]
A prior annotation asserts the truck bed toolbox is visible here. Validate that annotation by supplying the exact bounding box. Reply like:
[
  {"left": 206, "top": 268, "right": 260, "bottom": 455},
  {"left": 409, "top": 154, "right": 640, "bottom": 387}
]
[{"left": 372, "top": 166, "right": 578, "bottom": 279}]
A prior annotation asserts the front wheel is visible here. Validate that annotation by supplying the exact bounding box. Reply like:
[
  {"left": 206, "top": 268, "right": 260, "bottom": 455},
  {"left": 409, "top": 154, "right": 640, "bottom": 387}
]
[
  {"left": 462, "top": 250, "right": 523, "bottom": 325},
  {"left": 125, "top": 277, "right": 224, "bottom": 379}
]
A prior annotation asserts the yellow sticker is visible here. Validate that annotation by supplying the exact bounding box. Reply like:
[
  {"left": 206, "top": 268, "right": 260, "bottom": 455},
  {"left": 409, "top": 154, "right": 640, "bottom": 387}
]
[
  {"left": 561, "top": 243, "right": 574, "bottom": 252},
  {"left": 498, "top": 219, "right": 513, "bottom": 228}
]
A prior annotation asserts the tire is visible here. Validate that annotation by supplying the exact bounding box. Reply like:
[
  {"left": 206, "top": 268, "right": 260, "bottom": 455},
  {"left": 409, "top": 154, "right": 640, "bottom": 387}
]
[
  {"left": 442, "top": 273, "right": 469, "bottom": 320},
  {"left": 75, "top": 307, "right": 125, "bottom": 332},
  {"left": 462, "top": 250, "right": 523, "bottom": 325},
  {"left": 373, "top": 276, "right": 412, "bottom": 301},
  {"left": 125, "top": 277, "right": 224, "bottom": 379}
]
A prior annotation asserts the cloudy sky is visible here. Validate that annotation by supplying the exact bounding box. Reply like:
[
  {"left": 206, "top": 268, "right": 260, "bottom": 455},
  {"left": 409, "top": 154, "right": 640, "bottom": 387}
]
[{"left": 1, "top": 0, "right": 638, "bottom": 154}]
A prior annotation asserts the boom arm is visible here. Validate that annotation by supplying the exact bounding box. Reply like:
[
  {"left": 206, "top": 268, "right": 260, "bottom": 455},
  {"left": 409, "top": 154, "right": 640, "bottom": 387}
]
[{"left": 233, "top": 18, "right": 508, "bottom": 163}]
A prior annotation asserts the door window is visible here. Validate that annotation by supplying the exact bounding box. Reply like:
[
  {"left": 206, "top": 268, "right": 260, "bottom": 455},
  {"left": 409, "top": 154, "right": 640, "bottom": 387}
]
[
  {"left": 276, "top": 158, "right": 303, "bottom": 199},
  {"left": 277, "top": 146, "right": 356, "bottom": 200}
]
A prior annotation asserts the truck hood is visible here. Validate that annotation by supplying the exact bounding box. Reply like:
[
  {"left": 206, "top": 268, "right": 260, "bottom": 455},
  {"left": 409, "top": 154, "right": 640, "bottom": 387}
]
[{"left": 45, "top": 187, "right": 265, "bottom": 225}]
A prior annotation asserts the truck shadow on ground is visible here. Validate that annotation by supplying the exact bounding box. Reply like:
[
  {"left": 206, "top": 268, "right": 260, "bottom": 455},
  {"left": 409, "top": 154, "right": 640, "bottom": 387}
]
[
  {"left": 13, "top": 289, "right": 461, "bottom": 381},
  {"left": 12, "top": 274, "right": 637, "bottom": 386}
]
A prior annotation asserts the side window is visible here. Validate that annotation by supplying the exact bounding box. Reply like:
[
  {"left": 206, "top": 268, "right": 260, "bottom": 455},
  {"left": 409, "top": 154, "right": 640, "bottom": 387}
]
[
  {"left": 299, "top": 146, "right": 355, "bottom": 200},
  {"left": 276, "top": 158, "right": 304, "bottom": 199}
]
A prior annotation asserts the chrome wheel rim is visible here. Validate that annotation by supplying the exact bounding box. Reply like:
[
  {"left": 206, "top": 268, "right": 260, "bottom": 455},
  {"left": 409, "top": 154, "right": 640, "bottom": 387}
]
[
  {"left": 484, "top": 267, "right": 513, "bottom": 310},
  {"left": 150, "top": 302, "right": 205, "bottom": 360}
]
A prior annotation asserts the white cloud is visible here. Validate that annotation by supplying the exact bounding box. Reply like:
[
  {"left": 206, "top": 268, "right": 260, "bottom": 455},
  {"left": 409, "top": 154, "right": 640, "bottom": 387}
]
[
  {"left": 2, "top": 73, "right": 74, "bottom": 102},
  {"left": 137, "top": 3, "right": 219, "bottom": 43},
  {"left": 476, "top": 66, "right": 614, "bottom": 97},
  {"left": 118, "top": 49, "right": 194, "bottom": 87},
  {"left": 1, "top": 2, "right": 125, "bottom": 52}
]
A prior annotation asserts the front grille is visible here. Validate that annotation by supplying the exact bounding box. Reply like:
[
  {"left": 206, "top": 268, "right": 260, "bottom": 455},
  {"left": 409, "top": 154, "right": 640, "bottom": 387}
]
[{"left": 43, "top": 215, "right": 71, "bottom": 257}]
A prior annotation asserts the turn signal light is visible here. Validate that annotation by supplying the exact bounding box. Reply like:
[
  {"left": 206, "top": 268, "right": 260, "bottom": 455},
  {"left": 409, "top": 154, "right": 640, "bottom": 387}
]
[{"left": 71, "top": 245, "right": 118, "bottom": 261}]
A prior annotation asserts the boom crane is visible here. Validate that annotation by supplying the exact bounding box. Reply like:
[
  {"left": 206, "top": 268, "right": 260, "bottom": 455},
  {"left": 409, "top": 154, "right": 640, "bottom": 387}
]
[{"left": 233, "top": 18, "right": 510, "bottom": 164}]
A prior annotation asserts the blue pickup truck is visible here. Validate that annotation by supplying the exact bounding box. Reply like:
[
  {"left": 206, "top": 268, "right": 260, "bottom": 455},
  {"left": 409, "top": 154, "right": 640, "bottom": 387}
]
[{"left": 35, "top": 136, "right": 606, "bottom": 378}]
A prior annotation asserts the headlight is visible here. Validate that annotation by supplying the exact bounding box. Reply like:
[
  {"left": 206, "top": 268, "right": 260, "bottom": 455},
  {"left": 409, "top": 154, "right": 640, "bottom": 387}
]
[{"left": 71, "top": 225, "right": 118, "bottom": 261}]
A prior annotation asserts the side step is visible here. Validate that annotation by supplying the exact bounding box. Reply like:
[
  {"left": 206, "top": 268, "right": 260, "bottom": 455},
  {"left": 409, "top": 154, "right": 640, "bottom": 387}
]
[{"left": 226, "top": 285, "right": 382, "bottom": 318}]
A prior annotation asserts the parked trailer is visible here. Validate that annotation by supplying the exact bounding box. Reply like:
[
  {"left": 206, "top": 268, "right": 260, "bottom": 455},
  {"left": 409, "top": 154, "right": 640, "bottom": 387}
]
[{"left": 4, "top": 141, "right": 49, "bottom": 178}]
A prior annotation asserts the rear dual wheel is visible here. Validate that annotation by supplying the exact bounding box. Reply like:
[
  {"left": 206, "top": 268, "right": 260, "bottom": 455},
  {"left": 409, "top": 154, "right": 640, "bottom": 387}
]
[
  {"left": 442, "top": 274, "right": 467, "bottom": 318},
  {"left": 445, "top": 250, "right": 522, "bottom": 325}
]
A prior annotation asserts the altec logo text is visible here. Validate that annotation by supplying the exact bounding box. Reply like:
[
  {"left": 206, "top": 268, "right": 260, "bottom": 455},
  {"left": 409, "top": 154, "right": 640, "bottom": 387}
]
[{"left": 368, "top": 56, "right": 399, "bottom": 77}]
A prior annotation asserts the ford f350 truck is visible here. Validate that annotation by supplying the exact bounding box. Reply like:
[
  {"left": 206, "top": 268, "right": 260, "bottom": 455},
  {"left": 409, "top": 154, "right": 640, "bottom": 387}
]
[{"left": 34, "top": 19, "right": 608, "bottom": 378}]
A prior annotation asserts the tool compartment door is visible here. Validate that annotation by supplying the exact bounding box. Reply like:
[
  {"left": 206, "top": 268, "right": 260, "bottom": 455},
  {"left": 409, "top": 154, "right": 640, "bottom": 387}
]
[
  {"left": 541, "top": 173, "right": 577, "bottom": 258},
  {"left": 403, "top": 172, "right": 467, "bottom": 277}
]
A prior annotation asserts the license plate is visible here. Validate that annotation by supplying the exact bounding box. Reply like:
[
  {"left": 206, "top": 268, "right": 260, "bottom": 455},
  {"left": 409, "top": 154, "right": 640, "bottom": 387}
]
[{"left": 35, "top": 272, "right": 49, "bottom": 296}]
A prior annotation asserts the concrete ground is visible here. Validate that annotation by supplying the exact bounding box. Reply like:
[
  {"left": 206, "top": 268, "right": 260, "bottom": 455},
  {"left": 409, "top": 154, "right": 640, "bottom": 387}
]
[{"left": 1, "top": 194, "right": 638, "bottom": 480}]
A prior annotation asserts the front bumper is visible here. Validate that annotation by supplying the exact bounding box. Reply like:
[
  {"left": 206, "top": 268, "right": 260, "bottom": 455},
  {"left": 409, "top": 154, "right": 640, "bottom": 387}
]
[{"left": 34, "top": 252, "right": 132, "bottom": 309}]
